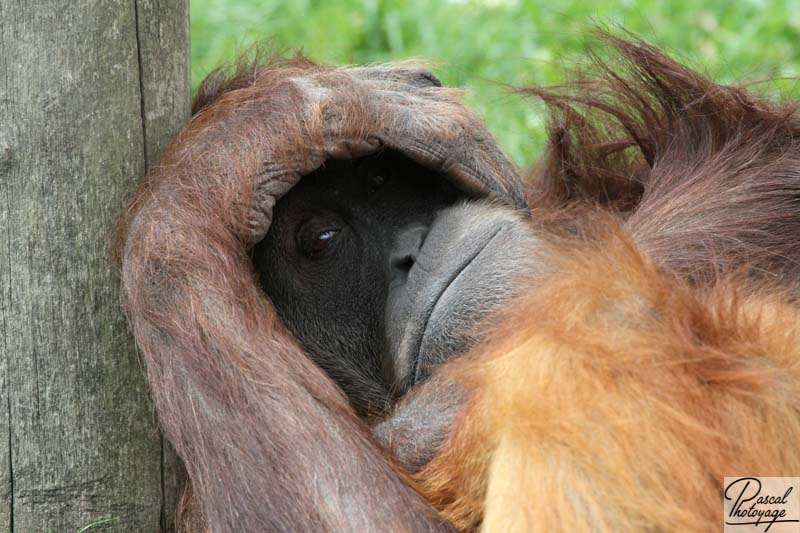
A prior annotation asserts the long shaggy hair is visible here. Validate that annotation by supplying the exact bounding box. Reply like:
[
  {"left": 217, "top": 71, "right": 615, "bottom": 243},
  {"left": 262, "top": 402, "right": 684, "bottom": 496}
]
[
  {"left": 416, "top": 36, "right": 800, "bottom": 531},
  {"left": 114, "top": 34, "right": 800, "bottom": 532},
  {"left": 527, "top": 36, "right": 800, "bottom": 286}
]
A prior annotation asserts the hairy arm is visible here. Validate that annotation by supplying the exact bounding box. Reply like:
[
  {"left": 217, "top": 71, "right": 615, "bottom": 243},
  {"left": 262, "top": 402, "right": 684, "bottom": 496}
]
[
  {"left": 121, "top": 201, "right": 454, "bottom": 532},
  {"left": 115, "top": 60, "right": 519, "bottom": 532}
]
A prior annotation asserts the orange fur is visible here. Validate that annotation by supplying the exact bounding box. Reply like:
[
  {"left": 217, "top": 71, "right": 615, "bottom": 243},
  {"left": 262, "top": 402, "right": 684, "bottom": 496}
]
[
  {"left": 114, "top": 33, "right": 800, "bottom": 531},
  {"left": 411, "top": 36, "right": 800, "bottom": 532},
  {"left": 418, "top": 221, "right": 800, "bottom": 531}
]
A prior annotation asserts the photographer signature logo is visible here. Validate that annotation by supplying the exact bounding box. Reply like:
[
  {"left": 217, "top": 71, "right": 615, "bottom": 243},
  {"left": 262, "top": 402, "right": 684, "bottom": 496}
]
[{"left": 724, "top": 477, "right": 800, "bottom": 532}]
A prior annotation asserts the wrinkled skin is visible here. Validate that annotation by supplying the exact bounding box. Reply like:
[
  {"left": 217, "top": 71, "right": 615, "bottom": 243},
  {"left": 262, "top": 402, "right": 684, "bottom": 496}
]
[
  {"left": 254, "top": 150, "right": 460, "bottom": 415},
  {"left": 117, "top": 57, "right": 528, "bottom": 532},
  {"left": 118, "top": 39, "right": 800, "bottom": 533},
  {"left": 254, "top": 150, "right": 541, "bottom": 429}
]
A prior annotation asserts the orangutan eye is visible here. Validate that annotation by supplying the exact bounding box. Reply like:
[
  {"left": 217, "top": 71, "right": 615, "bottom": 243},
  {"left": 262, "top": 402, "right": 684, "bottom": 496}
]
[
  {"left": 318, "top": 229, "right": 338, "bottom": 242},
  {"left": 296, "top": 220, "right": 341, "bottom": 259}
]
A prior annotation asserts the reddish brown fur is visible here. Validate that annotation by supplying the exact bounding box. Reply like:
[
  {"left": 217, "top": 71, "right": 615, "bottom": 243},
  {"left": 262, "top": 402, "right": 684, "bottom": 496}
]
[
  {"left": 417, "top": 223, "right": 800, "bottom": 531},
  {"left": 526, "top": 35, "right": 800, "bottom": 285},
  {"left": 416, "top": 37, "right": 800, "bottom": 530},
  {"left": 114, "top": 36, "right": 800, "bottom": 532},
  {"left": 113, "top": 54, "right": 521, "bottom": 531}
]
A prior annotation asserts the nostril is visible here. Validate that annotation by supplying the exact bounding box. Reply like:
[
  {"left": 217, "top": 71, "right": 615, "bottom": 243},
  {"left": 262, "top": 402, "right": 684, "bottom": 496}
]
[
  {"left": 390, "top": 225, "right": 427, "bottom": 281},
  {"left": 393, "top": 254, "right": 415, "bottom": 273}
]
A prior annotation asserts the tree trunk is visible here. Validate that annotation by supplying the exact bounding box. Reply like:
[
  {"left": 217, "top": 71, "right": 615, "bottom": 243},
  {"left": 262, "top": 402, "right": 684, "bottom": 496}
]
[{"left": 0, "top": 1, "right": 190, "bottom": 531}]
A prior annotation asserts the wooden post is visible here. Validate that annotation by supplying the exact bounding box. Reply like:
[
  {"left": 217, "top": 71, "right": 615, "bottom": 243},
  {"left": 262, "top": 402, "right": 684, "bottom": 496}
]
[{"left": 0, "top": 1, "right": 190, "bottom": 530}]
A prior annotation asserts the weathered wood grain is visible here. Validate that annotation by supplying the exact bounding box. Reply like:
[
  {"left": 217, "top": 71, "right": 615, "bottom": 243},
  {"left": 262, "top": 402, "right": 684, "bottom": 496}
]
[{"left": 0, "top": 1, "right": 190, "bottom": 530}]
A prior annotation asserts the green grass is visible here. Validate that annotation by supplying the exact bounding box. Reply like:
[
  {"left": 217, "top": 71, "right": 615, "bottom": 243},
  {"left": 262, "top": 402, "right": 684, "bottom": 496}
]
[
  {"left": 191, "top": 0, "right": 800, "bottom": 166},
  {"left": 76, "top": 517, "right": 119, "bottom": 532}
]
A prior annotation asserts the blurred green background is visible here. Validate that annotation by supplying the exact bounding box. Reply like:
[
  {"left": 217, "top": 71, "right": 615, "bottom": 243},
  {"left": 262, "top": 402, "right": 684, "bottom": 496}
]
[{"left": 191, "top": 0, "right": 800, "bottom": 166}]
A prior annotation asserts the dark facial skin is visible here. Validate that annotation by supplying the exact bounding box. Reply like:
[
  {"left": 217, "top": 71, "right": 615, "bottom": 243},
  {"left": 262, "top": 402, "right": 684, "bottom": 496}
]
[
  {"left": 253, "top": 150, "right": 541, "bottom": 418},
  {"left": 253, "top": 150, "right": 461, "bottom": 415}
]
